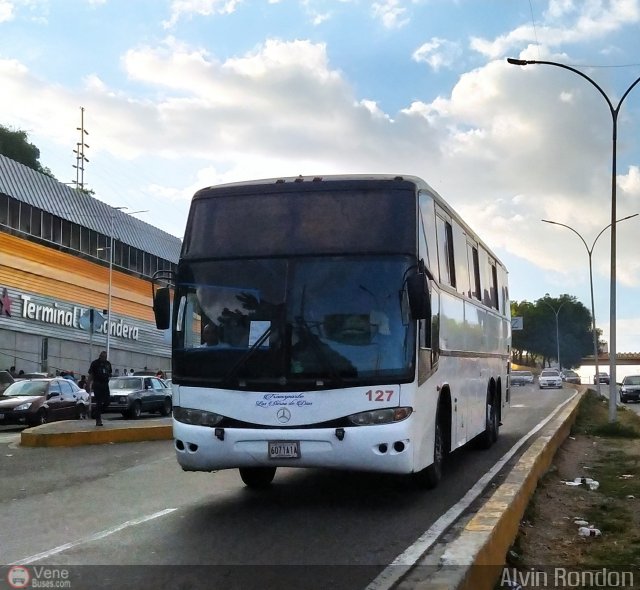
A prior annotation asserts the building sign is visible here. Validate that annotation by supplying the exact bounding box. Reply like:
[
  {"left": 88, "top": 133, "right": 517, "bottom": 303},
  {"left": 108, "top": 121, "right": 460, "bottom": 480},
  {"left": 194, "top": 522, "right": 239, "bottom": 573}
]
[{"left": 19, "top": 293, "right": 139, "bottom": 340}]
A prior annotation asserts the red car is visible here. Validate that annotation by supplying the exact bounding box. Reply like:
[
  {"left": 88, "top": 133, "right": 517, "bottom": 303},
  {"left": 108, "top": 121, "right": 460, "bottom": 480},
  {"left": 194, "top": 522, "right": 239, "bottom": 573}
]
[{"left": 0, "top": 378, "right": 90, "bottom": 426}]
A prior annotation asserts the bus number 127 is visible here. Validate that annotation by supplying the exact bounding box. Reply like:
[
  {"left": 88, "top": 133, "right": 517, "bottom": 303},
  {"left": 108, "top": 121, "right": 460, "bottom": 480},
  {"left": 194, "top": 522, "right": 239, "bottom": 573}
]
[{"left": 366, "top": 390, "right": 394, "bottom": 402}]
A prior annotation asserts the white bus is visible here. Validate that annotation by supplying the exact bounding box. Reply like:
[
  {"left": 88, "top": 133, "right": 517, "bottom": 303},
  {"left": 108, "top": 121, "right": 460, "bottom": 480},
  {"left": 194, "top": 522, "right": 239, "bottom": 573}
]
[{"left": 153, "top": 175, "right": 511, "bottom": 489}]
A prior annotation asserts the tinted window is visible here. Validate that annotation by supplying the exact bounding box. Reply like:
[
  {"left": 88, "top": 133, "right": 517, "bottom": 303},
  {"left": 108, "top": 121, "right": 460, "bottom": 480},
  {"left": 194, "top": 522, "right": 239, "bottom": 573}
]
[
  {"left": 5, "top": 381, "right": 48, "bottom": 396},
  {"left": 184, "top": 184, "right": 416, "bottom": 258},
  {"left": 110, "top": 378, "right": 142, "bottom": 390},
  {"left": 60, "top": 380, "right": 74, "bottom": 395},
  {"left": 48, "top": 381, "right": 62, "bottom": 395}
]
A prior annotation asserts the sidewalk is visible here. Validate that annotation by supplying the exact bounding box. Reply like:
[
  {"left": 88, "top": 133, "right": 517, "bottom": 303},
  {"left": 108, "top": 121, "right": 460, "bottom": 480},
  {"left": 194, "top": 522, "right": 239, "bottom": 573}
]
[{"left": 20, "top": 417, "right": 173, "bottom": 447}]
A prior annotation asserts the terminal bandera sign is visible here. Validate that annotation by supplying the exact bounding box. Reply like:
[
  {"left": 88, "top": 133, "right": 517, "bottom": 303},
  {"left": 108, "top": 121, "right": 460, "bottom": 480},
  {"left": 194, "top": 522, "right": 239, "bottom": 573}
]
[{"left": 19, "top": 293, "right": 139, "bottom": 341}]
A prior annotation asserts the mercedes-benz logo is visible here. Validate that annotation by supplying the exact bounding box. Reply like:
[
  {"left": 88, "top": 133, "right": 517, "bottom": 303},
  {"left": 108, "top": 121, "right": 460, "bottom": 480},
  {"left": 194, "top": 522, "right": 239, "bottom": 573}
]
[{"left": 276, "top": 408, "right": 291, "bottom": 423}]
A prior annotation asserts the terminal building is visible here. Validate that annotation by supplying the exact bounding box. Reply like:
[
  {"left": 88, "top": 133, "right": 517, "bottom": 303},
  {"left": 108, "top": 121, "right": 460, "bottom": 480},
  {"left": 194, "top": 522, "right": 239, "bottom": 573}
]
[{"left": 0, "top": 154, "right": 181, "bottom": 378}]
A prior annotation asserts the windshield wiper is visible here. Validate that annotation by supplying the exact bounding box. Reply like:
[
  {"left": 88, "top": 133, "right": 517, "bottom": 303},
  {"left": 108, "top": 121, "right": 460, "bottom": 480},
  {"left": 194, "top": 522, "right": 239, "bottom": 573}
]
[{"left": 222, "top": 324, "right": 273, "bottom": 386}]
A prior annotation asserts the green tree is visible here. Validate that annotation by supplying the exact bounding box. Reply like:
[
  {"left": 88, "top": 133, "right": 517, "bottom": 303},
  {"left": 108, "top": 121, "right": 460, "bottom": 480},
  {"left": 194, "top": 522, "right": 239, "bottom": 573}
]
[
  {"left": 0, "top": 124, "right": 55, "bottom": 178},
  {"left": 511, "top": 300, "right": 539, "bottom": 366},
  {"left": 511, "top": 294, "right": 596, "bottom": 369}
]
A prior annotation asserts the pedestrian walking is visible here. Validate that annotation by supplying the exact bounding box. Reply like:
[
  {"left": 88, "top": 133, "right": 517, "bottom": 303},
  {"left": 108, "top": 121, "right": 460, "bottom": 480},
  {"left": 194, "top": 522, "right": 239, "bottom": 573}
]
[
  {"left": 78, "top": 374, "right": 87, "bottom": 390},
  {"left": 87, "top": 350, "right": 112, "bottom": 427}
]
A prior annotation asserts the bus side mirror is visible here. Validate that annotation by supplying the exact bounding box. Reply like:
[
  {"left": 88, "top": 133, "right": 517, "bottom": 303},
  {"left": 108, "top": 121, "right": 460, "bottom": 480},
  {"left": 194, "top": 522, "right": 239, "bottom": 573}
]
[
  {"left": 407, "top": 273, "right": 431, "bottom": 320},
  {"left": 153, "top": 287, "right": 171, "bottom": 330}
]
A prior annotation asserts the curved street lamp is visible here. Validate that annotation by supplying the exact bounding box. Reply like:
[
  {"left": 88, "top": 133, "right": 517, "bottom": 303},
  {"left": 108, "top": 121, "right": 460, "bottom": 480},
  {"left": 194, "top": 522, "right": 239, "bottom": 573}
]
[
  {"left": 541, "top": 215, "right": 639, "bottom": 396},
  {"left": 540, "top": 298, "right": 567, "bottom": 370},
  {"left": 507, "top": 57, "right": 640, "bottom": 422}
]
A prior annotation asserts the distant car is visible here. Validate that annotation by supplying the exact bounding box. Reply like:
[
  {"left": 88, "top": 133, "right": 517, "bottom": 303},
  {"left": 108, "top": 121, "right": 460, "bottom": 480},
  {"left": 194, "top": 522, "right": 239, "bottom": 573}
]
[
  {"left": 0, "top": 377, "right": 90, "bottom": 426},
  {"left": 104, "top": 376, "right": 172, "bottom": 419},
  {"left": 561, "top": 370, "right": 581, "bottom": 384},
  {"left": 511, "top": 370, "right": 534, "bottom": 386},
  {"left": 539, "top": 369, "right": 562, "bottom": 389},
  {"left": 0, "top": 370, "right": 15, "bottom": 394},
  {"left": 593, "top": 372, "right": 610, "bottom": 384},
  {"left": 619, "top": 375, "right": 640, "bottom": 403},
  {"left": 15, "top": 372, "right": 48, "bottom": 380}
]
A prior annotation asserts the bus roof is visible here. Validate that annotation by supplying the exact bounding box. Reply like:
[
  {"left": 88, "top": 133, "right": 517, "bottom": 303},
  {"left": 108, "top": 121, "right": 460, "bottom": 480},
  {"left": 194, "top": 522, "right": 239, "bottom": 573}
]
[{"left": 191, "top": 174, "right": 507, "bottom": 273}]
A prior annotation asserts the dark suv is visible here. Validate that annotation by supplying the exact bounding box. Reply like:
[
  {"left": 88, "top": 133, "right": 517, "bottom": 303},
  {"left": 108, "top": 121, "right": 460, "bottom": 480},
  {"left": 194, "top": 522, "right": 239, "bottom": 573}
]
[{"left": 620, "top": 375, "right": 640, "bottom": 403}]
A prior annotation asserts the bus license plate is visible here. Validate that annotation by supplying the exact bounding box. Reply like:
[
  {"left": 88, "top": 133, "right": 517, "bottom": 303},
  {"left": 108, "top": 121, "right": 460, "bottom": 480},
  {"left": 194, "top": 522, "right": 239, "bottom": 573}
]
[{"left": 268, "top": 440, "right": 300, "bottom": 459}]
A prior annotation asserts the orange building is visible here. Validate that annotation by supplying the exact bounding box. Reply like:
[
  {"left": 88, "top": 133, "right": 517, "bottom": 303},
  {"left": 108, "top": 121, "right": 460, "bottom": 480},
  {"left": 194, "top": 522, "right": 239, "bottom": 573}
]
[{"left": 0, "top": 155, "right": 181, "bottom": 377}]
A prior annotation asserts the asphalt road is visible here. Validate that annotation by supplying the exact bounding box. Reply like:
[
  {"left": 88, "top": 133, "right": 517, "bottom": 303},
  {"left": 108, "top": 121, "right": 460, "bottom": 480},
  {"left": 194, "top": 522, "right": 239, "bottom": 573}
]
[{"left": 0, "top": 386, "right": 575, "bottom": 590}]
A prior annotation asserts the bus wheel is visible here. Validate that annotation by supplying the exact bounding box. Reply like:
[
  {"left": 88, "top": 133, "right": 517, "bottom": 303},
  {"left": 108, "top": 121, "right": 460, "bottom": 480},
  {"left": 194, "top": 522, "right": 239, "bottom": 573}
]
[
  {"left": 477, "top": 394, "right": 499, "bottom": 450},
  {"left": 239, "top": 467, "right": 277, "bottom": 489},
  {"left": 414, "top": 412, "right": 445, "bottom": 489}
]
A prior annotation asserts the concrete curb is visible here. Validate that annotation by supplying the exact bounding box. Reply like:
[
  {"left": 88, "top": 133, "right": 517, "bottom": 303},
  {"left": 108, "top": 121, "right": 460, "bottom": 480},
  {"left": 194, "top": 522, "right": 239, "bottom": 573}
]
[
  {"left": 403, "top": 389, "right": 585, "bottom": 590},
  {"left": 20, "top": 423, "right": 173, "bottom": 447}
]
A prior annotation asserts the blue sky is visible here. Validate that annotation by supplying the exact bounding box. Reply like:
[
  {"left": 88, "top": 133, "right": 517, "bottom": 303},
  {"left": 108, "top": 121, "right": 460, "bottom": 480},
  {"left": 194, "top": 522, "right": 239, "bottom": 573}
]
[{"left": 1, "top": 0, "right": 640, "bottom": 354}]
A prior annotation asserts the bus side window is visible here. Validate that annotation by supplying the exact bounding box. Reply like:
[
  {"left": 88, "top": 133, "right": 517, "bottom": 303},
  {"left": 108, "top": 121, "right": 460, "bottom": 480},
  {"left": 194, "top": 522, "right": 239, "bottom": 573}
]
[{"left": 418, "top": 292, "right": 439, "bottom": 384}]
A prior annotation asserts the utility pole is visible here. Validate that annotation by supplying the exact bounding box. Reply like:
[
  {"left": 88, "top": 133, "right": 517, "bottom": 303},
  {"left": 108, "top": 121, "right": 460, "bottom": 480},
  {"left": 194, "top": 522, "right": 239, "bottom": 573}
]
[{"left": 72, "top": 106, "right": 90, "bottom": 191}]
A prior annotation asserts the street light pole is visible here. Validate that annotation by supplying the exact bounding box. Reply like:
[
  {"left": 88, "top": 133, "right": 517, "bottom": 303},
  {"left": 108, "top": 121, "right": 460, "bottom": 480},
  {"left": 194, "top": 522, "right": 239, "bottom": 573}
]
[
  {"left": 541, "top": 215, "right": 638, "bottom": 396},
  {"left": 103, "top": 207, "right": 148, "bottom": 360},
  {"left": 540, "top": 298, "right": 567, "bottom": 370},
  {"left": 507, "top": 57, "right": 640, "bottom": 422},
  {"left": 106, "top": 211, "right": 114, "bottom": 359}
]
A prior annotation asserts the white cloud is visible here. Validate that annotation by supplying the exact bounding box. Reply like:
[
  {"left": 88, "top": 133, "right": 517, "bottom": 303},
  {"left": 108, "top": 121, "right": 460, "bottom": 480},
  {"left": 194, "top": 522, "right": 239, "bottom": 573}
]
[
  {"left": 164, "top": 0, "right": 242, "bottom": 28},
  {"left": 471, "top": 0, "right": 640, "bottom": 58},
  {"left": 372, "top": 0, "right": 408, "bottom": 29},
  {"left": 0, "top": 0, "right": 15, "bottom": 22},
  {"left": 619, "top": 165, "right": 640, "bottom": 195},
  {"left": 412, "top": 38, "right": 462, "bottom": 72}
]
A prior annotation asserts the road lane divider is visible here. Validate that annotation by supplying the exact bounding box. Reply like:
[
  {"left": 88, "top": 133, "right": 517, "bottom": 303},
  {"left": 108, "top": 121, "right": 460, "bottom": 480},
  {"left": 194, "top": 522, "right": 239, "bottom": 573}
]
[{"left": 11, "top": 508, "right": 177, "bottom": 565}]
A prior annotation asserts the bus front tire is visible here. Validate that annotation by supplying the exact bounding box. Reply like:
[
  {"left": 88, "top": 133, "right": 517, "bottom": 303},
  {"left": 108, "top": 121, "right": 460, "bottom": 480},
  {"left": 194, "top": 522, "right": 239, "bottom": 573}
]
[
  {"left": 414, "top": 414, "right": 445, "bottom": 489},
  {"left": 239, "top": 467, "right": 277, "bottom": 489}
]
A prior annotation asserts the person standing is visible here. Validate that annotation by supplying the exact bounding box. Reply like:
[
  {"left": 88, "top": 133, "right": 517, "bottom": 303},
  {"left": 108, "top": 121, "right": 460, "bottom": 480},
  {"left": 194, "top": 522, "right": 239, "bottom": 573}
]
[{"left": 87, "top": 350, "right": 112, "bottom": 427}]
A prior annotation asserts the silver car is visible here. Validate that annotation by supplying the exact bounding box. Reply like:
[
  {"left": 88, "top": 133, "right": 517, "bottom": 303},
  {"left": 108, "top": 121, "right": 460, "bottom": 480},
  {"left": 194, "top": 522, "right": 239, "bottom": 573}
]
[
  {"left": 105, "top": 376, "right": 172, "bottom": 419},
  {"left": 511, "top": 370, "right": 534, "bottom": 386},
  {"left": 539, "top": 369, "right": 562, "bottom": 389}
]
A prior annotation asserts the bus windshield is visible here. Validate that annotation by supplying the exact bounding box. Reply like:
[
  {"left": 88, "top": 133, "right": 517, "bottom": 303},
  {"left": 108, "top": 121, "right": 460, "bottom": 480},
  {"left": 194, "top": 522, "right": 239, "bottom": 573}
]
[{"left": 173, "top": 255, "right": 416, "bottom": 390}]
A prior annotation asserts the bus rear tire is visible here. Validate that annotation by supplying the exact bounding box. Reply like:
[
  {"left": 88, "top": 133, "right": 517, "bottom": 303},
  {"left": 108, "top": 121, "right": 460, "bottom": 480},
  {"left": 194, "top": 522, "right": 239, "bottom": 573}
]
[
  {"left": 239, "top": 467, "right": 277, "bottom": 489},
  {"left": 477, "top": 393, "right": 499, "bottom": 450}
]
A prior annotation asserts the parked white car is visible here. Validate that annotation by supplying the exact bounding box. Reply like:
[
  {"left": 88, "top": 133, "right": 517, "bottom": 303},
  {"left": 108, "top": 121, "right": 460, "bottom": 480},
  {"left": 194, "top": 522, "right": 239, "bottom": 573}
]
[{"left": 539, "top": 369, "right": 562, "bottom": 389}]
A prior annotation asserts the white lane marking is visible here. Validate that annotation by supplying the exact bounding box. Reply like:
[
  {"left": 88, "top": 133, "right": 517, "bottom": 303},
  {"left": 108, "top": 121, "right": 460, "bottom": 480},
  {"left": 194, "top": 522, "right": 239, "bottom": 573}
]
[
  {"left": 510, "top": 404, "right": 526, "bottom": 408},
  {"left": 0, "top": 433, "right": 21, "bottom": 444},
  {"left": 366, "top": 392, "right": 578, "bottom": 590},
  {"left": 11, "top": 508, "right": 177, "bottom": 565}
]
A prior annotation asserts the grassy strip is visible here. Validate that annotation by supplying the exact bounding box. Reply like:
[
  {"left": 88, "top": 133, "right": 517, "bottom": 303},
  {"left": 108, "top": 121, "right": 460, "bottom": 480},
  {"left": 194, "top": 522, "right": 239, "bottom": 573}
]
[{"left": 506, "top": 390, "right": 640, "bottom": 574}]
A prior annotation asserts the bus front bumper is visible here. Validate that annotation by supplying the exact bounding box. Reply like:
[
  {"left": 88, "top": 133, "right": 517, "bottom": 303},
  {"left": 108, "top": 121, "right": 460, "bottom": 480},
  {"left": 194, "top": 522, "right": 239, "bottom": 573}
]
[{"left": 172, "top": 419, "right": 416, "bottom": 475}]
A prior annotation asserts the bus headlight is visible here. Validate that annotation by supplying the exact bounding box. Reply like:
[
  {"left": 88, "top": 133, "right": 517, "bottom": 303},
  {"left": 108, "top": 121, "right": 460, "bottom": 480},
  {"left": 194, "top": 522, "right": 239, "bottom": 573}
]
[
  {"left": 347, "top": 407, "right": 412, "bottom": 426},
  {"left": 174, "top": 406, "right": 224, "bottom": 427}
]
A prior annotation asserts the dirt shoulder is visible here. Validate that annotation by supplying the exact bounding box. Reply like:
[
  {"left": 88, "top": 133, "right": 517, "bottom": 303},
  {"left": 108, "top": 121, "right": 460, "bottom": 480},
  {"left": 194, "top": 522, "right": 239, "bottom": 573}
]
[{"left": 502, "top": 389, "right": 640, "bottom": 587}]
